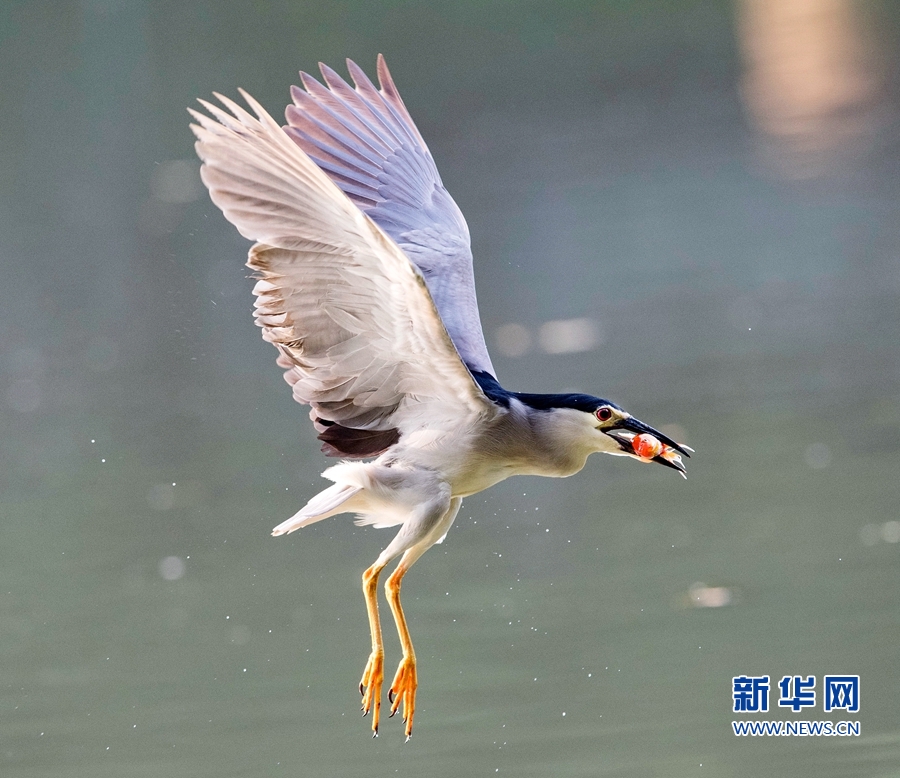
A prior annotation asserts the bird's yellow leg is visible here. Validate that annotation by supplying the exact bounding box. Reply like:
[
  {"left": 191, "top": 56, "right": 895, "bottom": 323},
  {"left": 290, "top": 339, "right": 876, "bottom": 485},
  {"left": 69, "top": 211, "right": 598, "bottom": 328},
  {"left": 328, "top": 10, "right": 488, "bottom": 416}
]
[
  {"left": 360, "top": 561, "right": 387, "bottom": 736},
  {"left": 385, "top": 556, "right": 418, "bottom": 739}
]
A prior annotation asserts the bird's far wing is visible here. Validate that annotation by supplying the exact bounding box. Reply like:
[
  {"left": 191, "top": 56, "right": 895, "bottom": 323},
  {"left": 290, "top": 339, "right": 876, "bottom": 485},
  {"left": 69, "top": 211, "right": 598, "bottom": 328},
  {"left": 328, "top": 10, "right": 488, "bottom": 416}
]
[
  {"left": 283, "top": 55, "right": 496, "bottom": 377},
  {"left": 190, "top": 90, "right": 499, "bottom": 457}
]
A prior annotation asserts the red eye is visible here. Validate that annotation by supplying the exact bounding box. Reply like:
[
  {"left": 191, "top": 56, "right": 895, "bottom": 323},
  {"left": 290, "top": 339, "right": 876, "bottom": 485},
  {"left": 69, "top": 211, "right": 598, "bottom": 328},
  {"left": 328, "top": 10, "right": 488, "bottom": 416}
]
[{"left": 595, "top": 407, "right": 612, "bottom": 422}]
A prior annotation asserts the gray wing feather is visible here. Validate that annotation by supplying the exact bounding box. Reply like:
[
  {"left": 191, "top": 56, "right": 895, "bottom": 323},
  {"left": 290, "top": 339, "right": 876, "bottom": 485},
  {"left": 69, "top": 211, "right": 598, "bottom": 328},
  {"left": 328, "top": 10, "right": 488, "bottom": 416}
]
[{"left": 284, "top": 55, "right": 496, "bottom": 376}]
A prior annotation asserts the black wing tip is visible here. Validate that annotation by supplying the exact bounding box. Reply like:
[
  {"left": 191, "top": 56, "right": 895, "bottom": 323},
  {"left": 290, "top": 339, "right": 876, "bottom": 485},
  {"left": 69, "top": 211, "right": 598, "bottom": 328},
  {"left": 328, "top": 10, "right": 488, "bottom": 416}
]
[{"left": 317, "top": 423, "right": 400, "bottom": 458}]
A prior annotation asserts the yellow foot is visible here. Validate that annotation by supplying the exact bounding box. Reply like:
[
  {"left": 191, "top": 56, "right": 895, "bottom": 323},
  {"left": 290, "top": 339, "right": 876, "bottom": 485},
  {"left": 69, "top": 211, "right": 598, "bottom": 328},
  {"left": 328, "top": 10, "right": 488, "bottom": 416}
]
[
  {"left": 388, "top": 655, "right": 418, "bottom": 739},
  {"left": 359, "top": 651, "right": 384, "bottom": 736}
]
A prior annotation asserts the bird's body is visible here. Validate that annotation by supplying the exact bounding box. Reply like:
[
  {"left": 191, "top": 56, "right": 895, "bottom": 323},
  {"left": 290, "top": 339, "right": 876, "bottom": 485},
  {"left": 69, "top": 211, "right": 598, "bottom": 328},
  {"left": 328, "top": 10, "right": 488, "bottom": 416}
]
[
  {"left": 191, "top": 55, "right": 691, "bottom": 740},
  {"left": 273, "top": 395, "right": 625, "bottom": 537}
]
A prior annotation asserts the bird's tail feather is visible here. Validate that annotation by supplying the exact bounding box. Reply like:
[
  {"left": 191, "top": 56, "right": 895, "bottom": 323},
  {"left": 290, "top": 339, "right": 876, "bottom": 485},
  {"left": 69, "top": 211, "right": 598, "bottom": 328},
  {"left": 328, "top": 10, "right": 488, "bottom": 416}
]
[{"left": 271, "top": 483, "right": 362, "bottom": 536}]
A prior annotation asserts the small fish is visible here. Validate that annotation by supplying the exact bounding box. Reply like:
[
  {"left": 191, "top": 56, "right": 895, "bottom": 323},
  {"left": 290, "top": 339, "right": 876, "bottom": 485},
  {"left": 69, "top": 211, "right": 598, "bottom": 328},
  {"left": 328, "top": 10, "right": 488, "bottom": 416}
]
[
  {"left": 632, "top": 432, "right": 663, "bottom": 460},
  {"left": 630, "top": 432, "right": 691, "bottom": 478}
]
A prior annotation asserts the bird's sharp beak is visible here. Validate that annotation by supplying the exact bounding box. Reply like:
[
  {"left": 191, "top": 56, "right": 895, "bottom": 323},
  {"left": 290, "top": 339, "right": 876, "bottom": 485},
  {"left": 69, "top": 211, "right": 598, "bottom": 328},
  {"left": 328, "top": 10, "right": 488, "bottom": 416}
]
[{"left": 604, "top": 417, "right": 693, "bottom": 478}]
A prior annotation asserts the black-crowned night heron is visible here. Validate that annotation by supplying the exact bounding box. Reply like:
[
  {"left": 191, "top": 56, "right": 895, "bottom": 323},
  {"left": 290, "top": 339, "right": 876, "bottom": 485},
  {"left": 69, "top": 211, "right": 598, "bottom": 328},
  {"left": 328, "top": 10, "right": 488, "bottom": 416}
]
[{"left": 190, "top": 55, "right": 691, "bottom": 740}]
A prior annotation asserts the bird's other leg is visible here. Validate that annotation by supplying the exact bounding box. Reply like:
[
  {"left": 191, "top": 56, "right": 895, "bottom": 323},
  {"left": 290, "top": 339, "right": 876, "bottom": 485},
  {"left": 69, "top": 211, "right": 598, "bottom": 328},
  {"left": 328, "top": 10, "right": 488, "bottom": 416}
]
[
  {"left": 385, "top": 552, "right": 418, "bottom": 738},
  {"left": 385, "top": 496, "right": 462, "bottom": 740},
  {"left": 360, "top": 558, "right": 388, "bottom": 736}
]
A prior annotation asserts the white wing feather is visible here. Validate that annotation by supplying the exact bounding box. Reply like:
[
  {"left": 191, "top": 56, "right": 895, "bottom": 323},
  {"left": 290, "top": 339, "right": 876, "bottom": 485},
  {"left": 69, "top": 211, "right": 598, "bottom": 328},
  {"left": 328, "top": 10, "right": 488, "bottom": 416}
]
[{"left": 190, "top": 90, "right": 498, "bottom": 445}]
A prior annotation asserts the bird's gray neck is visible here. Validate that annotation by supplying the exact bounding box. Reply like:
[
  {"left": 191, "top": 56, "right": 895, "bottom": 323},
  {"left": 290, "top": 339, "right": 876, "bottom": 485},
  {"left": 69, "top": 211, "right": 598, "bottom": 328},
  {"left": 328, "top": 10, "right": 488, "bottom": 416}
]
[{"left": 479, "top": 400, "right": 598, "bottom": 479}]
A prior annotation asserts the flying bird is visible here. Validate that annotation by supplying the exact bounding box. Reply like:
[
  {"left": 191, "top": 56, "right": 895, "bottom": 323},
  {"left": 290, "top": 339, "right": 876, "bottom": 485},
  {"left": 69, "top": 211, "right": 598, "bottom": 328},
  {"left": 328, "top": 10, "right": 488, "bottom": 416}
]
[{"left": 190, "top": 55, "right": 691, "bottom": 740}]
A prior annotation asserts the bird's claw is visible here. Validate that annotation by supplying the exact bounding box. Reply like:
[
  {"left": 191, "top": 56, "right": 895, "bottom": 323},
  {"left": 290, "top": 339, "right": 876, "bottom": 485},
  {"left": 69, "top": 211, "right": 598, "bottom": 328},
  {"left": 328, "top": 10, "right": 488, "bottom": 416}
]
[
  {"left": 388, "top": 656, "right": 417, "bottom": 738},
  {"left": 359, "top": 651, "right": 384, "bottom": 736}
]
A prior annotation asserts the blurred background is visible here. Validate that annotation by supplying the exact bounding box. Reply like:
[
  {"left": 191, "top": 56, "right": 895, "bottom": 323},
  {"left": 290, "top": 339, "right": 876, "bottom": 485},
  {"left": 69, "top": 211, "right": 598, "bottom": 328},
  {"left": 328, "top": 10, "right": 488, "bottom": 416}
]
[{"left": 2, "top": 1, "right": 899, "bottom": 775}]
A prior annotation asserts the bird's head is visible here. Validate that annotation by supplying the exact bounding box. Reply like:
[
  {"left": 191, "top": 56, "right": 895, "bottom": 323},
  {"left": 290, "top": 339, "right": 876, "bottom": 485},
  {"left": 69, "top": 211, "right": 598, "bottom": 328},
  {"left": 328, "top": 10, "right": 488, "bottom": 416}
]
[
  {"left": 517, "top": 392, "right": 693, "bottom": 477},
  {"left": 588, "top": 400, "right": 693, "bottom": 476}
]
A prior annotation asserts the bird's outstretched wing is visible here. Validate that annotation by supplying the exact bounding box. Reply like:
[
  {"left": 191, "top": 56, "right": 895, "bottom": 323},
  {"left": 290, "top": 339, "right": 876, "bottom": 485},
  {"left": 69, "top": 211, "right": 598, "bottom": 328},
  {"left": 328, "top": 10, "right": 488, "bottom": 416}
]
[
  {"left": 283, "top": 55, "right": 496, "bottom": 377},
  {"left": 190, "top": 91, "right": 498, "bottom": 457}
]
